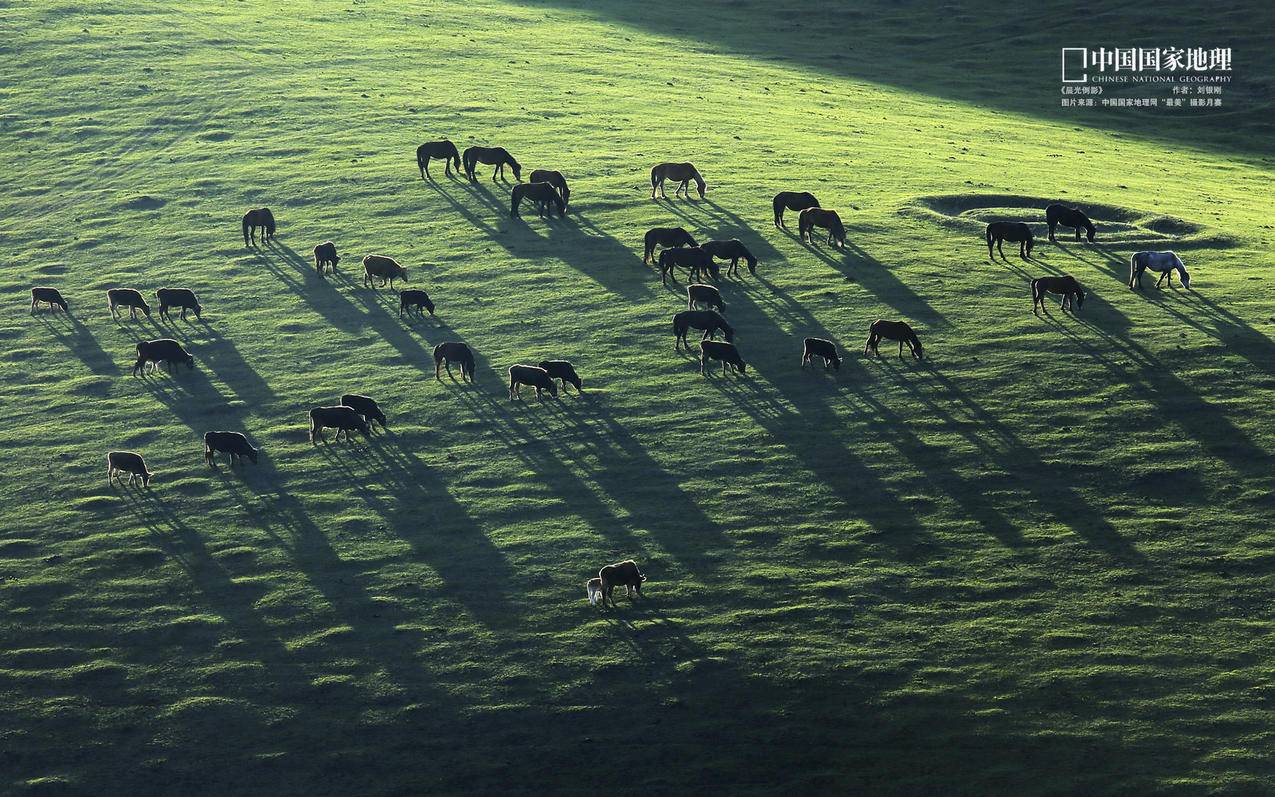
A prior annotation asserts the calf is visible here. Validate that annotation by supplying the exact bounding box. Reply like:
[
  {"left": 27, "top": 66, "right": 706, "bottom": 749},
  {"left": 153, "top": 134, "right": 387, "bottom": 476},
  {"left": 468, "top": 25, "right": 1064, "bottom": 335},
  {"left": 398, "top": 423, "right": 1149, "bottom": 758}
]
[
  {"left": 155, "top": 288, "right": 202, "bottom": 321},
  {"left": 598, "top": 560, "right": 646, "bottom": 607},
  {"left": 362, "top": 255, "right": 408, "bottom": 289},
  {"left": 399, "top": 288, "right": 435, "bottom": 318},
  {"left": 30, "top": 287, "right": 68, "bottom": 313},
  {"left": 508, "top": 364, "right": 558, "bottom": 401},
  {"left": 309, "top": 405, "right": 370, "bottom": 443},
  {"left": 434, "top": 341, "right": 475, "bottom": 382},
  {"left": 585, "top": 577, "right": 604, "bottom": 607},
  {"left": 107, "top": 451, "right": 152, "bottom": 487},
  {"left": 340, "top": 394, "right": 387, "bottom": 432},
  {"left": 686, "top": 283, "right": 725, "bottom": 313},
  {"left": 314, "top": 241, "right": 341, "bottom": 276},
  {"left": 133, "top": 338, "right": 194, "bottom": 376},
  {"left": 801, "top": 337, "right": 841, "bottom": 371},
  {"left": 108, "top": 288, "right": 151, "bottom": 320},
  {"left": 700, "top": 340, "right": 747, "bottom": 376},
  {"left": 538, "top": 360, "right": 583, "bottom": 393},
  {"left": 203, "top": 431, "right": 259, "bottom": 466}
]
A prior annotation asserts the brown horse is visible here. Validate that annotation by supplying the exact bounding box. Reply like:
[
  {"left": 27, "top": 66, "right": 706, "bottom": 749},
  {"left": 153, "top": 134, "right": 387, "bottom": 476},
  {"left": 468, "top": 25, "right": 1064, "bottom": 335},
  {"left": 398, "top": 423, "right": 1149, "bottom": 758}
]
[
  {"left": 462, "top": 146, "right": 521, "bottom": 183},
  {"left": 417, "top": 140, "right": 461, "bottom": 179},
  {"left": 798, "top": 208, "right": 845, "bottom": 249},
  {"left": 1031, "top": 275, "right": 1085, "bottom": 313},
  {"left": 651, "top": 162, "right": 706, "bottom": 199},
  {"left": 643, "top": 227, "right": 697, "bottom": 264},
  {"left": 865, "top": 320, "right": 923, "bottom": 360},
  {"left": 510, "top": 182, "right": 566, "bottom": 218},
  {"left": 241, "top": 208, "right": 275, "bottom": 246},
  {"left": 773, "top": 191, "right": 820, "bottom": 228},
  {"left": 529, "top": 169, "right": 570, "bottom": 206}
]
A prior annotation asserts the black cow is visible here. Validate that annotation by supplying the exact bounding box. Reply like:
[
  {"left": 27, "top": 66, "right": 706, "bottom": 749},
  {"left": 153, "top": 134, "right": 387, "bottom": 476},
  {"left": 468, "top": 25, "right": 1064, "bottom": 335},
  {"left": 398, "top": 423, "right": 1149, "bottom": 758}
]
[
  {"left": 340, "top": 394, "right": 387, "bottom": 431},
  {"left": 801, "top": 337, "right": 841, "bottom": 370},
  {"left": 598, "top": 560, "right": 646, "bottom": 607},
  {"left": 155, "top": 288, "right": 202, "bottom": 320},
  {"left": 508, "top": 364, "right": 558, "bottom": 401},
  {"left": 133, "top": 339, "right": 193, "bottom": 376},
  {"left": 538, "top": 360, "right": 583, "bottom": 393},
  {"left": 31, "top": 287, "right": 68, "bottom": 313},
  {"left": 314, "top": 241, "right": 341, "bottom": 276},
  {"left": 434, "top": 342, "right": 475, "bottom": 382},
  {"left": 108, "top": 288, "right": 150, "bottom": 320},
  {"left": 399, "top": 289, "right": 435, "bottom": 318},
  {"left": 308, "top": 406, "right": 370, "bottom": 443},
  {"left": 203, "top": 431, "right": 259, "bottom": 466}
]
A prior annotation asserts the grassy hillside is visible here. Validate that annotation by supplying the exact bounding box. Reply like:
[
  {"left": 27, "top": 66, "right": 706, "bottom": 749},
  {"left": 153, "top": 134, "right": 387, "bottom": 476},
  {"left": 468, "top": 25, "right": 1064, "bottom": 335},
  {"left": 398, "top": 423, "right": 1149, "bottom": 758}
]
[{"left": 2, "top": 0, "right": 1273, "bottom": 793}]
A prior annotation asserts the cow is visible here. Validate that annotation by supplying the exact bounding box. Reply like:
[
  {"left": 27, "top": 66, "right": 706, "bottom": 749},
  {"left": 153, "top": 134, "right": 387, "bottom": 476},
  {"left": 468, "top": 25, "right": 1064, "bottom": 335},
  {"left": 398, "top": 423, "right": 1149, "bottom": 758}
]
[
  {"left": 108, "top": 288, "right": 151, "bottom": 320},
  {"left": 801, "top": 337, "right": 841, "bottom": 371},
  {"left": 308, "top": 405, "right": 370, "bottom": 443},
  {"left": 538, "top": 360, "right": 583, "bottom": 393},
  {"left": 340, "top": 394, "right": 388, "bottom": 432},
  {"left": 399, "top": 288, "right": 435, "bottom": 318},
  {"left": 700, "top": 340, "right": 747, "bottom": 376},
  {"left": 598, "top": 560, "right": 646, "bottom": 607},
  {"left": 133, "top": 339, "right": 194, "bottom": 376},
  {"left": 30, "top": 287, "right": 68, "bottom": 313},
  {"left": 508, "top": 364, "right": 558, "bottom": 401},
  {"left": 362, "top": 255, "right": 408, "bottom": 289},
  {"left": 314, "top": 241, "right": 341, "bottom": 277},
  {"left": 107, "top": 451, "right": 153, "bottom": 487},
  {"left": 434, "top": 341, "right": 476, "bottom": 382},
  {"left": 203, "top": 431, "right": 259, "bottom": 466},
  {"left": 686, "top": 283, "right": 725, "bottom": 313},
  {"left": 155, "top": 288, "right": 202, "bottom": 321}
]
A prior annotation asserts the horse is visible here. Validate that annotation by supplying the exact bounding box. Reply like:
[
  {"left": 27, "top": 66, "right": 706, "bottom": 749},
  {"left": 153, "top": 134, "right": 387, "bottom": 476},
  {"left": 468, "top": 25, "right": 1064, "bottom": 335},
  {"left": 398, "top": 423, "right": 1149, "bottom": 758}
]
[
  {"left": 701, "top": 239, "right": 757, "bottom": 277},
  {"left": 798, "top": 208, "right": 845, "bottom": 249},
  {"left": 1031, "top": 275, "right": 1086, "bottom": 313},
  {"left": 986, "top": 221, "right": 1034, "bottom": 260},
  {"left": 643, "top": 227, "right": 697, "bottom": 264},
  {"left": 773, "top": 191, "right": 820, "bottom": 228},
  {"left": 510, "top": 182, "right": 566, "bottom": 218},
  {"left": 865, "top": 319, "right": 923, "bottom": 360},
  {"left": 462, "top": 146, "right": 521, "bottom": 183},
  {"left": 673, "top": 309, "right": 734, "bottom": 351},
  {"left": 1046, "top": 203, "right": 1096, "bottom": 243},
  {"left": 241, "top": 208, "right": 276, "bottom": 246},
  {"left": 659, "top": 247, "right": 718, "bottom": 284},
  {"left": 1129, "top": 251, "right": 1190, "bottom": 290},
  {"left": 528, "top": 169, "right": 570, "bottom": 206},
  {"left": 417, "top": 140, "right": 461, "bottom": 179},
  {"left": 651, "top": 162, "right": 706, "bottom": 199}
]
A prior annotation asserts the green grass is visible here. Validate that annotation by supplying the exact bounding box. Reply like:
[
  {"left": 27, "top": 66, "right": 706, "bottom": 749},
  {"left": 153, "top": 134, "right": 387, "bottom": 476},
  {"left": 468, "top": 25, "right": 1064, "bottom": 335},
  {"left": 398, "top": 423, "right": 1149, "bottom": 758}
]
[{"left": 2, "top": 0, "right": 1274, "bottom": 793}]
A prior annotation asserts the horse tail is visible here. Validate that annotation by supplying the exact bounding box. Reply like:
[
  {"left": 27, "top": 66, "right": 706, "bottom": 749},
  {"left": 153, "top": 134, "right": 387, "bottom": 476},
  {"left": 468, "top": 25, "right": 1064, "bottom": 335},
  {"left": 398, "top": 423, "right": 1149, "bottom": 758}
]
[{"left": 650, "top": 165, "right": 661, "bottom": 187}]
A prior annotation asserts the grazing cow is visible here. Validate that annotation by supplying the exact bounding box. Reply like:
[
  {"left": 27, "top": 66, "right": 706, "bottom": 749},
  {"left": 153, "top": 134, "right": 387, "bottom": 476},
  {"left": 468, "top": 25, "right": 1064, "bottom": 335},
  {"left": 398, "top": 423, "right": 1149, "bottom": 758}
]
[
  {"left": 203, "top": 431, "right": 259, "bottom": 466},
  {"left": 1129, "top": 251, "right": 1190, "bottom": 290},
  {"left": 643, "top": 227, "right": 697, "bottom": 264},
  {"left": 433, "top": 341, "right": 475, "bottom": 382},
  {"left": 107, "top": 451, "right": 152, "bottom": 487},
  {"left": 1032, "top": 275, "right": 1086, "bottom": 313},
  {"left": 865, "top": 320, "right": 923, "bottom": 360},
  {"left": 538, "top": 360, "right": 583, "bottom": 393},
  {"left": 462, "top": 146, "right": 521, "bottom": 183},
  {"left": 363, "top": 255, "right": 408, "bottom": 289},
  {"left": 673, "top": 309, "right": 734, "bottom": 351},
  {"left": 801, "top": 337, "right": 842, "bottom": 370},
  {"left": 798, "top": 208, "right": 846, "bottom": 248},
  {"left": 508, "top": 364, "right": 558, "bottom": 401},
  {"left": 510, "top": 182, "right": 566, "bottom": 218},
  {"left": 313, "top": 241, "right": 341, "bottom": 276},
  {"left": 529, "top": 169, "right": 570, "bottom": 206},
  {"left": 1046, "top": 203, "right": 1096, "bottom": 243},
  {"left": 773, "top": 191, "right": 820, "bottom": 228},
  {"left": 399, "top": 288, "right": 435, "bottom": 317},
  {"left": 701, "top": 239, "right": 757, "bottom": 277},
  {"left": 155, "top": 288, "right": 201, "bottom": 321},
  {"left": 986, "top": 221, "right": 1034, "bottom": 260},
  {"left": 340, "top": 394, "right": 387, "bottom": 432},
  {"left": 585, "top": 577, "right": 604, "bottom": 607},
  {"left": 242, "top": 207, "right": 276, "bottom": 246},
  {"left": 107, "top": 288, "right": 151, "bottom": 320},
  {"left": 417, "top": 140, "right": 461, "bottom": 179},
  {"left": 133, "top": 338, "right": 194, "bottom": 376},
  {"left": 700, "top": 339, "right": 747, "bottom": 376},
  {"left": 30, "top": 287, "right": 68, "bottom": 313},
  {"left": 308, "top": 405, "right": 370, "bottom": 443},
  {"left": 659, "top": 247, "right": 718, "bottom": 284},
  {"left": 687, "top": 283, "right": 725, "bottom": 313},
  {"left": 598, "top": 559, "right": 646, "bottom": 607},
  {"left": 651, "top": 162, "right": 706, "bottom": 199}
]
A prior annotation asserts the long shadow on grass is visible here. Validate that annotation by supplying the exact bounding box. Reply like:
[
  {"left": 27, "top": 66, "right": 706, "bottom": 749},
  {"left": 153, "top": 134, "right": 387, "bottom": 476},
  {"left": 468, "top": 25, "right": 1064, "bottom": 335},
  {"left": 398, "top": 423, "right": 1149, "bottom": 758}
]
[{"left": 34, "top": 310, "right": 120, "bottom": 376}]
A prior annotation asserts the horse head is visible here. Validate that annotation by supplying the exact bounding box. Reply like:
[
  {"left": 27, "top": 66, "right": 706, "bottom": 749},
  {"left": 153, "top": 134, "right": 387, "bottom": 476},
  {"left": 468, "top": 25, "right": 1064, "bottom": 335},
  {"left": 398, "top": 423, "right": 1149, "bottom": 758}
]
[{"left": 1085, "top": 222, "right": 1096, "bottom": 242}]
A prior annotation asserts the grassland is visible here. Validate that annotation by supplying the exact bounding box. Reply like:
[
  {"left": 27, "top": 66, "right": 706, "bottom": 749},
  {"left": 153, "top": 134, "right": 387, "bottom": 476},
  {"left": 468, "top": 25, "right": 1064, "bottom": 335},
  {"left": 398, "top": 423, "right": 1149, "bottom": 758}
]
[{"left": 2, "top": 0, "right": 1274, "bottom": 793}]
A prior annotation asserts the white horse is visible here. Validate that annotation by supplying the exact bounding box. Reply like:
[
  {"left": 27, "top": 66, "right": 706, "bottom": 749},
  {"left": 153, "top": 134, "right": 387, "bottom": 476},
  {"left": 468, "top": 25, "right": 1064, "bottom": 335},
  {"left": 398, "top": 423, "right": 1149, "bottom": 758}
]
[{"left": 1129, "top": 251, "right": 1190, "bottom": 290}]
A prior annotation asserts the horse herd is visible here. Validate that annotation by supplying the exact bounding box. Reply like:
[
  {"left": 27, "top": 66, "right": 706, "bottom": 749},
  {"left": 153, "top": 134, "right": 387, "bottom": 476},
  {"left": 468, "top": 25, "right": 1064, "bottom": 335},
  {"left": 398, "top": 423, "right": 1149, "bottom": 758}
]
[{"left": 29, "top": 139, "right": 1200, "bottom": 607}]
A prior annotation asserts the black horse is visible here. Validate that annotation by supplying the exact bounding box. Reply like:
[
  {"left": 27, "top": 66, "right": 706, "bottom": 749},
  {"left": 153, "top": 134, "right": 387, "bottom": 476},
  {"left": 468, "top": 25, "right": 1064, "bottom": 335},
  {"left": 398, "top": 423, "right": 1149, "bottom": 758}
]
[
  {"left": 643, "top": 227, "right": 697, "bottom": 264},
  {"left": 865, "top": 320, "right": 923, "bottom": 360},
  {"left": 985, "top": 221, "right": 1034, "bottom": 260},
  {"left": 1031, "top": 275, "right": 1086, "bottom": 313},
  {"left": 772, "top": 191, "right": 820, "bottom": 228},
  {"left": 529, "top": 169, "right": 570, "bottom": 206},
  {"left": 673, "top": 309, "right": 734, "bottom": 351},
  {"left": 510, "top": 182, "right": 566, "bottom": 218},
  {"left": 1045, "top": 203, "right": 1096, "bottom": 243},
  {"left": 701, "top": 239, "right": 757, "bottom": 277},
  {"left": 417, "top": 140, "right": 461, "bottom": 179},
  {"left": 242, "top": 208, "right": 276, "bottom": 246},
  {"left": 462, "top": 146, "right": 521, "bottom": 183},
  {"left": 659, "top": 247, "right": 718, "bottom": 284}
]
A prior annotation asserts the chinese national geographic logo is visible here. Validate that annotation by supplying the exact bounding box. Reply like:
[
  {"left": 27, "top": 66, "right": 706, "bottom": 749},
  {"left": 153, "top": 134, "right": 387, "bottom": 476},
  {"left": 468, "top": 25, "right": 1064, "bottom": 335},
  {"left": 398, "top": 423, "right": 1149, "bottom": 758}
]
[{"left": 1061, "top": 47, "right": 1233, "bottom": 83}]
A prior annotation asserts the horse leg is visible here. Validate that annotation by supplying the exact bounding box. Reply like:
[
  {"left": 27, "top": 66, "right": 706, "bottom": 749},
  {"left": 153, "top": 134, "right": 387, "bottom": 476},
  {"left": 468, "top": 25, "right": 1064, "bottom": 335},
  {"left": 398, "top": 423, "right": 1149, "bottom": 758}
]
[
  {"left": 898, "top": 339, "right": 905, "bottom": 359},
  {"left": 996, "top": 238, "right": 1005, "bottom": 260},
  {"left": 1156, "top": 270, "right": 1166, "bottom": 288},
  {"left": 1048, "top": 222, "right": 1056, "bottom": 243},
  {"left": 1074, "top": 227, "right": 1081, "bottom": 242}
]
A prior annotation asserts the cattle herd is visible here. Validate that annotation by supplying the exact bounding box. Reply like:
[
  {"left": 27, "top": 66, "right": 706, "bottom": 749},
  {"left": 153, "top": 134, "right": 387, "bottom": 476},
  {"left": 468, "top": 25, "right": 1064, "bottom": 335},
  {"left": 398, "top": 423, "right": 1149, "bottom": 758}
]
[{"left": 27, "top": 140, "right": 1196, "bottom": 608}]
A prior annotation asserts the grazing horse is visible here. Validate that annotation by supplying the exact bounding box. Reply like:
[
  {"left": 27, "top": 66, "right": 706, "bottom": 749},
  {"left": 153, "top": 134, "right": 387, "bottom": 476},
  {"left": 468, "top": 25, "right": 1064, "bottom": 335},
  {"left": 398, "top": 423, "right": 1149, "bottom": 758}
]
[
  {"left": 986, "top": 221, "right": 1034, "bottom": 260},
  {"left": 417, "top": 140, "right": 461, "bottom": 179},
  {"left": 673, "top": 309, "right": 734, "bottom": 351},
  {"left": 865, "top": 319, "right": 923, "bottom": 360},
  {"left": 701, "top": 239, "right": 757, "bottom": 277},
  {"left": 643, "top": 227, "right": 697, "bottom": 264},
  {"left": 529, "top": 169, "right": 570, "bottom": 206},
  {"left": 1031, "top": 275, "right": 1086, "bottom": 313},
  {"left": 659, "top": 247, "right": 718, "bottom": 284},
  {"left": 241, "top": 208, "right": 276, "bottom": 246},
  {"left": 651, "top": 162, "right": 706, "bottom": 199},
  {"left": 462, "top": 146, "right": 521, "bottom": 183},
  {"left": 1129, "top": 251, "right": 1190, "bottom": 290},
  {"left": 798, "top": 208, "right": 845, "bottom": 249},
  {"left": 773, "top": 191, "right": 820, "bottom": 228},
  {"left": 1046, "top": 204, "right": 1096, "bottom": 243},
  {"left": 510, "top": 182, "right": 566, "bottom": 218}
]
